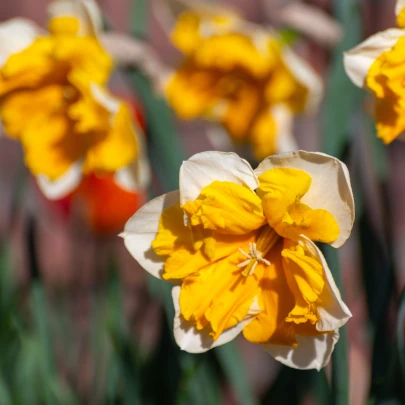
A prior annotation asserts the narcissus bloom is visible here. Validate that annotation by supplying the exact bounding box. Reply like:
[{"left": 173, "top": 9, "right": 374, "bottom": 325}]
[
  {"left": 344, "top": 0, "right": 405, "bottom": 144},
  {"left": 122, "top": 151, "right": 354, "bottom": 370},
  {"left": 0, "top": 0, "right": 149, "bottom": 199},
  {"left": 164, "top": 5, "right": 322, "bottom": 160},
  {"left": 38, "top": 93, "right": 149, "bottom": 235}
]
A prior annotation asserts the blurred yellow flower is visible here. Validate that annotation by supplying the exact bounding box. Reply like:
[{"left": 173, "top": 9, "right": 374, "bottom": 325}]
[
  {"left": 0, "top": 0, "right": 149, "bottom": 199},
  {"left": 344, "top": 0, "right": 405, "bottom": 143},
  {"left": 165, "top": 7, "right": 322, "bottom": 160},
  {"left": 122, "top": 151, "right": 355, "bottom": 370}
]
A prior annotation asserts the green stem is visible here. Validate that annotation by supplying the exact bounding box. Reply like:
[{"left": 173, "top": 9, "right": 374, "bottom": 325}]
[{"left": 323, "top": 245, "right": 349, "bottom": 405}]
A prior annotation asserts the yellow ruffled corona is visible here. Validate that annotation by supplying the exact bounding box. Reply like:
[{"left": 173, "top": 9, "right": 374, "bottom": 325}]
[
  {"left": 122, "top": 151, "right": 355, "bottom": 370},
  {"left": 165, "top": 7, "right": 322, "bottom": 159}
]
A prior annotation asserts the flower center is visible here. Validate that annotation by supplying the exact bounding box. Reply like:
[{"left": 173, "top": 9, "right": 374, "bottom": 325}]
[
  {"left": 237, "top": 242, "right": 270, "bottom": 276},
  {"left": 237, "top": 225, "right": 279, "bottom": 276}
]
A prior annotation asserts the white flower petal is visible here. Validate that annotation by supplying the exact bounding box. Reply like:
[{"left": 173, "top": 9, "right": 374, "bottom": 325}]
[
  {"left": 255, "top": 151, "right": 354, "bottom": 248},
  {"left": 298, "top": 235, "right": 352, "bottom": 331},
  {"left": 281, "top": 47, "right": 323, "bottom": 114},
  {"left": 179, "top": 151, "right": 259, "bottom": 206},
  {"left": 90, "top": 83, "right": 120, "bottom": 115},
  {"left": 0, "top": 19, "right": 42, "bottom": 67},
  {"left": 121, "top": 191, "right": 180, "bottom": 280},
  {"left": 396, "top": 0, "right": 405, "bottom": 16},
  {"left": 205, "top": 125, "right": 235, "bottom": 152},
  {"left": 36, "top": 161, "right": 82, "bottom": 199},
  {"left": 154, "top": 0, "right": 240, "bottom": 38},
  {"left": 272, "top": 104, "right": 298, "bottom": 154},
  {"left": 172, "top": 286, "right": 257, "bottom": 353},
  {"left": 262, "top": 330, "right": 339, "bottom": 371},
  {"left": 276, "top": 2, "right": 342, "bottom": 48},
  {"left": 48, "top": 0, "right": 103, "bottom": 37},
  {"left": 344, "top": 28, "right": 404, "bottom": 88}
]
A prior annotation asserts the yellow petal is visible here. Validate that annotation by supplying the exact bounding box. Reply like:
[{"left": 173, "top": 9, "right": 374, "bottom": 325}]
[
  {"left": 0, "top": 84, "right": 66, "bottom": 139},
  {"left": 163, "top": 231, "right": 256, "bottom": 280},
  {"left": 182, "top": 180, "right": 266, "bottom": 235},
  {"left": 180, "top": 249, "right": 261, "bottom": 339},
  {"left": 366, "top": 36, "right": 405, "bottom": 143},
  {"left": 171, "top": 11, "right": 202, "bottom": 55},
  {"left": 0, "top": 37, "right": 55, "bottom": 94},
  {"left": 398, "top": 5, "right": 405, "bottom": 28},
  {"left": 152, "top": 200, "right": 257, "bottom": 280},
  {"left": 242, "top": 239, "right": 297, "bottom": 347},
  {"left": 48, "top": 16, "right": 80, "bottom": 36},
  {"left": 218, "top": 78, "right": 261, "bottom": 141},
  {"left": 265, "top": 62, "right": 308, "bottom": 113},
  {"left": 282, "top": 240, "right": 324, "bottom": 325},
  {"left": 152, "top": 202, "right": 192, "bottom": 257},
  {"left": 84, "top": 103, "right": 139, "bottom": 174},
  {"left": 53, "top": 35, "right": 112, "bottom": 84},
  {"left": 258, "top": 168, "right": 340, "bottom": 244},
  {"left": 165, "top": 63, "right": 220, "bottom": 119},
  {"left": 249, "top": 109, "right": 277, "bottom": 160},
  {"left": 22, "top": 114, "right": 82, "bottom": 180},
  {"left": 193, "top": 33, "right": 276, "bottom": 78}
]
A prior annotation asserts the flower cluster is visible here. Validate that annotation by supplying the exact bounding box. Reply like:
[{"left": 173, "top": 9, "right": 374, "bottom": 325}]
[
  {"left": 164, "top": 5, "right": 322, "bottom": 160},
  {"left": 122, "top": 151, "right": 355, "bottom": 370}
]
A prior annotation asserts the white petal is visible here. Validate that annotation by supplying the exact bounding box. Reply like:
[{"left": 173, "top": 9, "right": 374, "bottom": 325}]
[
  {"left": 396, "top": 0, "right": 405, "bottom": 16},
  {"left": 36, "top": 161, "right": 82, "bottom": 199},
  {"left": 262, "top": 330, "right": 339, "bottom": 371},
  {"left": 0, "top": 19, "right": 42, "bottom": 67},
  {"left": 281, "top": 47, "right": 323, "bottom": 114},
  {"left": 344, "top": 28, "right": 404, "bottom": 88},
  {"left": 205, "top": 125, "right": 235, "bottom": 152},
  {"left": 154, "top": 0, "right": 240, "bottom": 38},
  {"left": 48, "top": 0, "right": 103, "bottom": 37},
  {"left": 272, "top": 104, "right": 298, "bottom": 154},
  {"left": 90, "top": 83, "right": 120, "bottom": 115},
  {"left": 276, "top": 2, "right": 342, "bottom": 48},
  {"left": 179, "top": 151, "right": 258, "bottom": 206},
  {"left": 255, "top": 151, "right": 355, "bottom": 248},
  {"left": 172, "top": 286, "right": 257, "bottom": 353},
  {"left": 121, "top": 191, "right": 180, "bottom": 280},
  {"left": 298, "top": 235, "right": 352, "bottom": 331}
]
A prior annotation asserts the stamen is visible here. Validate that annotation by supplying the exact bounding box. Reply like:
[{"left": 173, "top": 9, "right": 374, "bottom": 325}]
[{"left": 237, "top": 242, "right": 271, "bottom": 276}]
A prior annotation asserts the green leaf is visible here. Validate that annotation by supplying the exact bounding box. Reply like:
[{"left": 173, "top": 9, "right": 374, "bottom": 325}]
[
  {"left": 177, "top": 355, "right": 221, "bottom": 405},
  {"left": 322, "top": 0, "right": 363, "bottom": 157},
  {"left": 128, "top": 71, "right": 187, "bottom": 192},
  {"left": 131, "top": 0, "right": 149, "bottom": 39},
  {"left": 215, "top": 342, "right": 257, "bottom": 405},
  {"left": 322, "top": 246, "right": 349, "bottom": 405},
  {"left": 397, "top": 288, "right": 405, "bottom": 400}
]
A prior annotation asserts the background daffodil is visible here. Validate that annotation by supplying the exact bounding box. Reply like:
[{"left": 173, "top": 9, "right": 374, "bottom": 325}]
[
  {"left": 344, "top": 0, "right": 405, "bottom": 144},
  {"left": 122, "top": 151, "right": 355, "bottom": 370},
  {"left": 162, "top": 2, "right": 323, "bottom": 160},
  {"left": 0, "top": 0, "right": 150, "bottom": 199}
]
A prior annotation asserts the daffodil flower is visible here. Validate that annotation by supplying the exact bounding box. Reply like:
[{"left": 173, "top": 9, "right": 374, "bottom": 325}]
[
  {"left": 122, "top": 151, "right": 354, "bottom": 370},
  {"left": 344, "top": 0, "right": 405, "bottom": 144},
  {"left": 0, "top": 0, "right": 150, "bottom": 199},
  {"left": 162, "top": 2, "right": 323, "bottom": 160}
]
